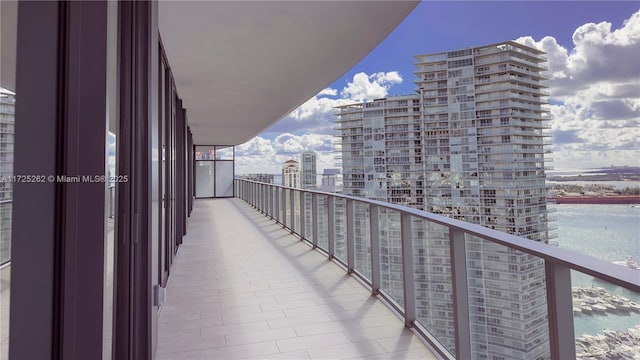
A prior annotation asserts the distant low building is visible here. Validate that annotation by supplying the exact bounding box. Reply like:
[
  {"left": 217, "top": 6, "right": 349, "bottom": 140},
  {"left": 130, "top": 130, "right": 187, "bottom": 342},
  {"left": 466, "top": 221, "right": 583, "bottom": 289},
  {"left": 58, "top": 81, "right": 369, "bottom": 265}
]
[
  {"left": 239, "top": 173, "right": 274, "bottom": 184},
  {"left": 321, "top": 168, "right": 341, "bottom": 193}
]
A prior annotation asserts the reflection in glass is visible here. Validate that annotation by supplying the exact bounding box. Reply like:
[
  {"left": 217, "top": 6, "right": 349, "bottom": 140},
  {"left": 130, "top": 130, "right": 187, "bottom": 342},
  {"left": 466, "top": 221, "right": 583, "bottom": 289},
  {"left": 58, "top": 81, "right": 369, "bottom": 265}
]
[
  {"left": 0, "top": 87, "right": 14, "bottom": 360},
  {"left": 194, "top": 145, "right": 215, "bottom": 160},
  {"left": 1, "top": 2, "right": 17, "bottom": 355},
  {"left": 102, "top": 2, "right": 118, "bottom": 356},
  {"left": 0, "top": 88, "right": 15, "bottom": 266}
]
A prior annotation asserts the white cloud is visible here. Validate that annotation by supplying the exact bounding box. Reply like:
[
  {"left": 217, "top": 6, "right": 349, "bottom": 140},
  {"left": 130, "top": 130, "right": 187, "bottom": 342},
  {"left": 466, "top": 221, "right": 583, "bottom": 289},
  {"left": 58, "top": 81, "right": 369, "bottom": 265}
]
[
  {"left": 340, "top": 71, "right": 403, "bottom": 102},
  {"left": 318, "top": 88, "right": 338, "bottom": 97},
  {"left": 242, "top": 70, "right": 406, "bottom": 174},
  {"left": 235, "top": 133, "right": 337, "bottom": 176},
  {"left": 264, "top": 71, "right": 404, "bottom": 135},
  {"left": 516, "top": 9, "right": 640, "bottom": 170}
]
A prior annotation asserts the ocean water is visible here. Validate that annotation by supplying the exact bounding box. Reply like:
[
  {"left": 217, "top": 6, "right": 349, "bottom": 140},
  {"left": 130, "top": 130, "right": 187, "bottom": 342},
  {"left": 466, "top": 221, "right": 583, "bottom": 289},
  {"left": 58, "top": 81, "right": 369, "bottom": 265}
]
[{"left": 553, "top": 203, "right": 640, "bottom": 337}]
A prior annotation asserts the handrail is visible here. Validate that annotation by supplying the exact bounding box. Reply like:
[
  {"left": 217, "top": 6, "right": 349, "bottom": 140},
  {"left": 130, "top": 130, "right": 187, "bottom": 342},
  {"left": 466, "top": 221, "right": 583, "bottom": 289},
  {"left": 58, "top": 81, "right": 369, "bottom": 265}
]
[{"left": 236, "top": 179, "right": 640, "bottom": 360}]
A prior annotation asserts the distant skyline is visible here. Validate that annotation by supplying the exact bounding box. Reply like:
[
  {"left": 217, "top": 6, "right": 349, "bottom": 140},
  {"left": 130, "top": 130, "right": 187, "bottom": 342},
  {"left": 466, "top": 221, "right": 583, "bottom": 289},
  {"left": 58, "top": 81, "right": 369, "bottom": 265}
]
[{"left": 235, "top": 1, "right": 640, "bottom": 175}]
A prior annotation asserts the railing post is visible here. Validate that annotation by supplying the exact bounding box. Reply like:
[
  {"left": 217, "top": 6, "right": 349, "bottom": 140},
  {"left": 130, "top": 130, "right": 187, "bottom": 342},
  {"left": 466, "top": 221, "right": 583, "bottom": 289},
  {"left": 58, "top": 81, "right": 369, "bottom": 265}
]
[
  {"left": 449, "top": 228, "right": 471, "bottom": 359},
  {"left": 312, "top": 194, "right": 318, "bottom": 249},
  {"left": 346, "top": 199, "right": 355, "bottom": 274},
  {"left": 289, "top": 188, "right": 295, "bottom": 234},
  {"left": 401, "top": 213, "right": 415, "bottom": 327},
  {"left": 327, "top": 196, "right": 335, "bottom": 260},
  {"left": 300, "top": 192, "right": 306, "bottom": 240},
  {"left": 369, "top": 205, "right": 380, "bottom": 295},
  {"left": 546, "top": 261, "right": 576, "bottom": 360}
]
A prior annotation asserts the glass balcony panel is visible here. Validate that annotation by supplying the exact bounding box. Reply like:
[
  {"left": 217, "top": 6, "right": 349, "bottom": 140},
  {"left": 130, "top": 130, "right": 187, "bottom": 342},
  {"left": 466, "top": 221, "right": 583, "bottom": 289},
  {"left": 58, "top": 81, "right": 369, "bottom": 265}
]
[
  {"left": 194, "top": 145, "right": 215, "bottom": 160},
  {"left": 303, "top": 192, "right": 313, "bottom": 241},
  {"left": 379, "top": 208, "right": 404, "bottom": 307},
  {"left": 284, "top": 189, "right": 290, "bottom": 228},
  {"left": 294, "top": 190, "right": 300, "bottom": 233},
  {"left": 412, "top": 217, "right": 455, "bottom": 354},
  {"left": 465, "top": 234, "right": 551, "bottom": 360},
  {"left": 317, "top": 195, "right": 328, "bottom": 250},
  {"left": 353, "top": 202, "right": 371, "bottom": 279},
  {"left": 215, "top": 145, "right": 234, "bottom": 160},
  {"left": 572, "top": 271, "right": 640, "bottom": 359},
  {"left": 333, "top": 198, "right": 346, "bottom": 262}
]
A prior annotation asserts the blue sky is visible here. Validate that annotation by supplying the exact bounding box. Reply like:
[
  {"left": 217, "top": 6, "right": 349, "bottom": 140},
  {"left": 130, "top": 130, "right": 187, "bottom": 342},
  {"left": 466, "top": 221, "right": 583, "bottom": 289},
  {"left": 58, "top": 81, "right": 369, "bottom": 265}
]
[{"left": 236, "top": 1, "right": 640, "bottom": 175}]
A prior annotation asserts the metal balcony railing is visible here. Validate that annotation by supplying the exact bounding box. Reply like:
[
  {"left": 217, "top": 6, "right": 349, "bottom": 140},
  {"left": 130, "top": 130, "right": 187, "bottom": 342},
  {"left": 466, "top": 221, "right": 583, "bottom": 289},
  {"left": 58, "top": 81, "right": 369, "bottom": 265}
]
[{"left": 236, "top": 179, "right": 640, "bottom": 360}]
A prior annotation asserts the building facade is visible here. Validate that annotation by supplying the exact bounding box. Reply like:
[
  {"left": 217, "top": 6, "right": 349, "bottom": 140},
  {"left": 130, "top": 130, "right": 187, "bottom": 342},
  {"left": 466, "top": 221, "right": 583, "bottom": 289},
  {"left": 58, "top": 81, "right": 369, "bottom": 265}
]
[
  {"left": 282, "top": 159, "right": 301, "bottom": 188},
  {"left": 337, "top": 41, "right": 553, "bottom": 360},
  {"left": 301, "top": 150, "right": 317, "bottom": 189}
]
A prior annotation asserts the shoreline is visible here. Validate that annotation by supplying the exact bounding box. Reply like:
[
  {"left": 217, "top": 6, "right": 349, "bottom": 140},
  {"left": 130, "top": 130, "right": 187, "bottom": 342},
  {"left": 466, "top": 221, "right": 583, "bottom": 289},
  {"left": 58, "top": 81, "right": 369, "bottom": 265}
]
[{"left": 551, "top": 196, "right": 640, "bottom": 204}]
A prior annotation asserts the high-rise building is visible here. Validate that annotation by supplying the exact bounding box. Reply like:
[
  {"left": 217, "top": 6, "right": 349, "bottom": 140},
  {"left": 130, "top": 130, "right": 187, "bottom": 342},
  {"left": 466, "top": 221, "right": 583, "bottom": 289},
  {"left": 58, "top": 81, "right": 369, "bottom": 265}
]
[
  {"left": 0, "top": 87, "right": 15, "bottom": 265},
  {"left": 301, "top": 150, "right": 317, "bottom": 189},
  {"left": 337, "top": 41, "right": 553, "bottom": 359},
  {"left": 282, "top": 159, "right": 301, "bottom": 188}
]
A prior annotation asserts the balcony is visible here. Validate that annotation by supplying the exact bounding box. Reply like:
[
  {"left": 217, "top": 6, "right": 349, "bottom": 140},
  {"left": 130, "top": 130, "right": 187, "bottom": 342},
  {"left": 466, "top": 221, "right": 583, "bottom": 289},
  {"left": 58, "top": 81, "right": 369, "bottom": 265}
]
[
  {"left": 236, "top": 179, "right": 640, "bottom": 359},
  {"left": 155, "top": 198, "right": 439, "bottom": 360}
]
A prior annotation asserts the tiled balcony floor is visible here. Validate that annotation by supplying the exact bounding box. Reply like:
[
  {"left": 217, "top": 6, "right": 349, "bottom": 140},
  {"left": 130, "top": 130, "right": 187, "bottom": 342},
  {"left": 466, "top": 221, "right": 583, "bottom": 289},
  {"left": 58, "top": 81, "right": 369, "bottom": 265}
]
[{"left": 156, "top": 198, "right": 439, "bottom": 360}]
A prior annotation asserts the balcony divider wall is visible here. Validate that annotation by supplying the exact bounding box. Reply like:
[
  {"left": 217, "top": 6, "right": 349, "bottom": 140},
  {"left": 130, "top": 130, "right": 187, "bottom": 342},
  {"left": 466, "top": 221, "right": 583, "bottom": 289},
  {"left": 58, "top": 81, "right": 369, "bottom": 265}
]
[{"left": 194, "top": 145, "right": 235, "bottom": 198}]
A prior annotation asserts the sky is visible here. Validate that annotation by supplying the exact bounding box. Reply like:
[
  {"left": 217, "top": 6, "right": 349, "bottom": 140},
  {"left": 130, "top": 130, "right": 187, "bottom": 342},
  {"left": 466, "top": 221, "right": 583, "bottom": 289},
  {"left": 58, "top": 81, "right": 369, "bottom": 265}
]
[{"left": 235, "top": 1, "right": 640, "bottom": 175}]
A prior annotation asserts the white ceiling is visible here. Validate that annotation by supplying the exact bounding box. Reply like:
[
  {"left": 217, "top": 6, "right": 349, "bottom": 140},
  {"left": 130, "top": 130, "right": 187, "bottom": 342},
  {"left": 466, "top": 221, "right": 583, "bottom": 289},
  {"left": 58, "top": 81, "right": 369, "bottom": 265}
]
[{"left": 159, "top": 1, "right": 418, "bottom": 146}]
